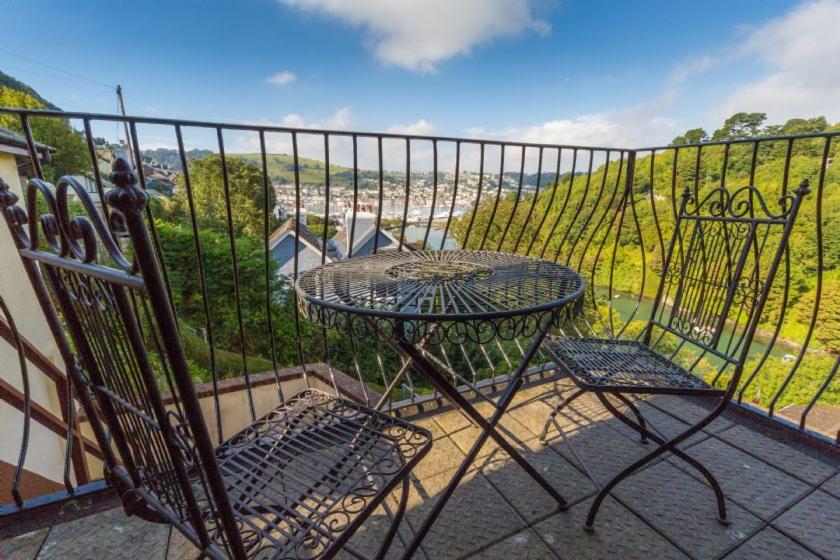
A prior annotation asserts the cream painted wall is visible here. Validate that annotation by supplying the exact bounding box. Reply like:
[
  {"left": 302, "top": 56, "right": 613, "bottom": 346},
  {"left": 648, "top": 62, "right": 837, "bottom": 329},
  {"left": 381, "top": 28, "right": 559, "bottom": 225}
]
[{"left": 0, "top": 152, "right": 72, "bottom": 488}]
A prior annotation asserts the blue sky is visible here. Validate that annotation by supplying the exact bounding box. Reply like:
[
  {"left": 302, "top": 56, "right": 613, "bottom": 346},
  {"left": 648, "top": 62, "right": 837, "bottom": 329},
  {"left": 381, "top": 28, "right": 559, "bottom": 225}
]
[{"left": 2, "top": 0, "right": 839, "bottom": 150}]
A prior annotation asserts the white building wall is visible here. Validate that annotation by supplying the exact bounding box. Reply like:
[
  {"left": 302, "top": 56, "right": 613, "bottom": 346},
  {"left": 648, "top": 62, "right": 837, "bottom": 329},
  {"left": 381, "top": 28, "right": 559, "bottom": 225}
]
[{"left": 0, "top": 152, "right": 72, "bottom": 487}]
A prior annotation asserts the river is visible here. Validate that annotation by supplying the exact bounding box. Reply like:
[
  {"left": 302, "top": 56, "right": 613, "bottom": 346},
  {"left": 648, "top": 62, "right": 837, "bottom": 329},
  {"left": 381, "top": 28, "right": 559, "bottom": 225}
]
[
  {"left": 607, "top": 292, "right": 796, "bottom": 367},
  {"left": 395, "top": 225, "right": 458, "bottom": 250}
]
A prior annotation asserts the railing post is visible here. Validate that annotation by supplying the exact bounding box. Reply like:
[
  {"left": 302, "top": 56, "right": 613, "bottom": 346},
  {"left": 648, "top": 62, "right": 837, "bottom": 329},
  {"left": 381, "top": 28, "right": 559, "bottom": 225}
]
[{"left": 624, "top": 150, "right": 637, "bottom": 196}]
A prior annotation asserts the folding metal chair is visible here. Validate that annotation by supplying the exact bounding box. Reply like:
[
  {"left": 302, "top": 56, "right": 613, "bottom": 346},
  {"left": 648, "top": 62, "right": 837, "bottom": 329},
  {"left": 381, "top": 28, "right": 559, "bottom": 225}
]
[
  {"left": 539, "top": 181, "right": 809, "bottom": 531},
  {"left": 0, "top": 158, "right": 432, "bottom": 560}
]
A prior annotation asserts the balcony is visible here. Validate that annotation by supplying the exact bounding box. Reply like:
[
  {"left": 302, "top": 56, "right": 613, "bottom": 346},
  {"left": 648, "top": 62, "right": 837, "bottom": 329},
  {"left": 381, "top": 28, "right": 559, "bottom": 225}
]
[
  {"left": 0, "top": 107, "right": 838, "bottom": 559},
  {"left": 2, "top": 382, "right": 838, "bottom": 559}
]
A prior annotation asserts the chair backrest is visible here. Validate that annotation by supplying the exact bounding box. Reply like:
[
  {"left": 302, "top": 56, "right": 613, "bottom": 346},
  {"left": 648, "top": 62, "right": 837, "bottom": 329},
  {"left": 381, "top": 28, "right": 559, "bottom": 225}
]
[
  {"left": 0, "top": 159, "right": 247, "bottom": 559},
  {"left": 644, "top": 181, "right": 808, "bottom": 383}
]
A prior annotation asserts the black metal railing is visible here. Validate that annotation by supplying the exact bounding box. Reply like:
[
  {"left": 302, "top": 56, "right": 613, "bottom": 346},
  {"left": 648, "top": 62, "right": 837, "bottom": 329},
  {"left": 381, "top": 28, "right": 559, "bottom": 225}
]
[{"left": 0, "top": 106, "right": 837, "bottom": 517}]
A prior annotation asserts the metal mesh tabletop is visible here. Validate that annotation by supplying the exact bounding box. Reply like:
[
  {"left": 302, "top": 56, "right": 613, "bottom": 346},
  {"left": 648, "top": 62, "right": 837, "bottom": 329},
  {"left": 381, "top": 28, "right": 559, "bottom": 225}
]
[{"left": 295, "top": 250, "right": 584, "bottom": 324}]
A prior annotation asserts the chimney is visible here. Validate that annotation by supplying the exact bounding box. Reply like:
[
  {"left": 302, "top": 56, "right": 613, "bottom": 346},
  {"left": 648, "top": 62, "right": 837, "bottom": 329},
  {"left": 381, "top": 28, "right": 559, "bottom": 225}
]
[{"left": 298, "top": 204, "right": 307, "bottom": 227}]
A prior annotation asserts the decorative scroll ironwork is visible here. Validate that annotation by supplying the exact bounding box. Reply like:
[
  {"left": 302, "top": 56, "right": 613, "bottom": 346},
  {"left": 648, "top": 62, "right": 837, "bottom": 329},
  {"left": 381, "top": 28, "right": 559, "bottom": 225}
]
[
  {"left": 1, "top": 159, "right": 432, "bottom": 559},
  {"left": 296, "top": 250, "right": 585, "bottom": 344},
  {"left": 683, "top": 184, "right": 800, "bottom": 221},
  {"left": 540, "top": 179, "right": 809, "bottom": 531},
  {"left": 211, "top": 389, "right": 431, "bottom": 559}
]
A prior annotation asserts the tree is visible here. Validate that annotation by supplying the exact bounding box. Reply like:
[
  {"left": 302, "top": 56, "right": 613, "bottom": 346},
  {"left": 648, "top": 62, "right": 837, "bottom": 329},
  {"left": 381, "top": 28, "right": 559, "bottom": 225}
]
[
  {"left": 712, "top": 112, "right": 767, "bottom": 140},
  {"left": 153, "top": 220, "right": 317, "bottom": 369},
  {"left": 0, "top": 86, "right": 89, "bottom": 181},
  {"left": 671, "top": 128, "right": 708, "bottom": 145},
  {"left": 782, "top": 117, "right": 827, "bottom": 135},
  {"left": 173, "top": 154, "right": 279, "bottom": 237},
  {"left": 795, "top": 279, "right": 840, "bottom": 352}
]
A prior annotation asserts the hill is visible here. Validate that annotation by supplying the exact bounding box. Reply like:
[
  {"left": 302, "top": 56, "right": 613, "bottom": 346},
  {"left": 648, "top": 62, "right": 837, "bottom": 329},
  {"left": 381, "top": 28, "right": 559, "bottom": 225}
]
[{"left": 0, "top": 70, "right": 61, "bottom": 110}]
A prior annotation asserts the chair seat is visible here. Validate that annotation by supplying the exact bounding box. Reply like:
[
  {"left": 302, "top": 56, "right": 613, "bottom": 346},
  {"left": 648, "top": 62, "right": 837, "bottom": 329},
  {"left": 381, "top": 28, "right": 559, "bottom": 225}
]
[
  {"left": 209, "top": 389, "right": 432, "bottom": 559},
  {"left": 544, "top": 337, "right": 723, "bottom": 395}
]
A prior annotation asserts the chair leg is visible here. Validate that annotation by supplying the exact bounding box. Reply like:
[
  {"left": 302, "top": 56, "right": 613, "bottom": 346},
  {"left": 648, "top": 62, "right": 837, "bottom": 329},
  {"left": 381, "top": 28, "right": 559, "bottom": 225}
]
[
  {"left": 597, "top": 394, "right": 728, "bottom": 525},
  {"left": 373, "top": 478, "right": 410, "bottom": 560},
  {"left": 613, "top": 394, "right": 648, "bottom": 444},
  {"left": 540, "top": 388, "right": 585, "bottom": 444},
  {"left": 584, "top": 394, "right": 729, "bottom": 532}
]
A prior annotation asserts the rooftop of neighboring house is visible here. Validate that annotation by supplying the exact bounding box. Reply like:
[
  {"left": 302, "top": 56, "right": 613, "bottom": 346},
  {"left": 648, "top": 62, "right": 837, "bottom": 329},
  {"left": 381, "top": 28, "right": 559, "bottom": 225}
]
[{"left": 0, "top": 125, "right": 53, "bottom": 159}]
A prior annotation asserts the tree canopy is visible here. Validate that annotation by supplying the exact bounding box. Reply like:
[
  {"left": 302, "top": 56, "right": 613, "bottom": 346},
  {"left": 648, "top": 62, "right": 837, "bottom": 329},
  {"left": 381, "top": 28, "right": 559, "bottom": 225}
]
[
  {"left": 0, "top": 86, "right": 88, "bottom": 181},
  {"left": 170, "top": 154, "right": 280, "bottom": 237}
]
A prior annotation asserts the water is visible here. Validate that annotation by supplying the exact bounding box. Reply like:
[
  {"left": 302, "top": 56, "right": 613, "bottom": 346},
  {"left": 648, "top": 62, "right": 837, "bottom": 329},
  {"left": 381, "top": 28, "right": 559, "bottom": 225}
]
[
  {"left": 397, "top": 225, "right": 458, "bottom": 250},
  {"left": 607, "top": 292, "right": 795, "bottom": 367}
]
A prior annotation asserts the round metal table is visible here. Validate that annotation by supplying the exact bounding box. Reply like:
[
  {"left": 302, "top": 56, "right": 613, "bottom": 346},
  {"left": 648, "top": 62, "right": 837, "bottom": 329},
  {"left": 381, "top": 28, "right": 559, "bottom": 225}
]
[
  {"left": 295, "top": 249, "right": 584, "bottom": 559},
  {"left": 295, "top": 249, "right": 584, "bottom": 343}
]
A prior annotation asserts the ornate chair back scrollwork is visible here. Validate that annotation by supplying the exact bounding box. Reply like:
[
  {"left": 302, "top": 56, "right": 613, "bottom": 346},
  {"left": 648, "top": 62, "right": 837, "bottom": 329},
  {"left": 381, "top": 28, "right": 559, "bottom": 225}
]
[
  {"left": 0, "top": 158, "right": 431, "bottom": 560},
  {"left": 644, "top": 183, "right": 807, "bottom": 370},
  {"left": 540, "top": 181, "right": 809, "bottom": 532}
]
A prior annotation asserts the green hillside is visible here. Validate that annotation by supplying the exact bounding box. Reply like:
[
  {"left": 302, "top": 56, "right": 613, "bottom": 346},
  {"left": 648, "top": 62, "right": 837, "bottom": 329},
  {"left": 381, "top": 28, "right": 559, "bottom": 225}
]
[
  {"left": 0, "top": 70, "right": 61, "bottom": 110},
  {"left": 235, "top": 152, "right": 407, "bottom": 186}
]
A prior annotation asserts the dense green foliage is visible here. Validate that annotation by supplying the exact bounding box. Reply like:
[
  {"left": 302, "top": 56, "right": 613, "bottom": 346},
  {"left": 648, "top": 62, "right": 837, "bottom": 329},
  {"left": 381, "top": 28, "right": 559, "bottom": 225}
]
[
  {"left": 0, "top": 86, "right": 89, "bottom": 181},
  {"left": 163, "top": 154, "right": 282, "bottom": 237},
  {"left": 0, "top": 70, "right": 60, "bottom": 110},
  {"left": 453, "top": 114, "right": 840, "bottom": 408}
]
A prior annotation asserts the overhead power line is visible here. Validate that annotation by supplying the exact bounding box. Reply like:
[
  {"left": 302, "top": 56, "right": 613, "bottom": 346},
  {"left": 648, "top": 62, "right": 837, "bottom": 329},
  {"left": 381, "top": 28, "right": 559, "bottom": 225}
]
[{"left": 0, "top": 47, "right": 116, "bottom": 88}]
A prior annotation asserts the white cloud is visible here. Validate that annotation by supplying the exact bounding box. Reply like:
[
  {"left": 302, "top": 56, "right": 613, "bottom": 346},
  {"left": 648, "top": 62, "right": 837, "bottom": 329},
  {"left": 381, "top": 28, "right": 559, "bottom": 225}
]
[
  {"left": 668, "top": 55, "right": 718, "bottom": 85},
  {"left": 387, "top": 119, "right": 437, "bottom": 136},
  {"left": 278, "top": 0, "right": 548, "bottom": 72},
  {"left": 273, "top": 106, "right": 352, "bottom": 130},
  {"left": 715, "top": 0, "right": 840, "bottom": 122},
  {"left": 473, "top": 94, "right": 679, "bottom": 154},
  {"left": 230, "top": 107, "right": 353, "bottom": 156},
  {"left": 265, "top": 70, "right": 298, "bottom": 87}
]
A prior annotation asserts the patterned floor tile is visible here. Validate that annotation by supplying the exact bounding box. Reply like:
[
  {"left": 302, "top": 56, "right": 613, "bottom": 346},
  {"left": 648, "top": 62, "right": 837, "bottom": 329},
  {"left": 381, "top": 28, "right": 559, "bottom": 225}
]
[
  {"left": 645, "top": 395, "right": 734, "bottom": 434},
  {"left": 37, "top": 507, "right": 169, "bottom": 560},
  {"left": 469, "top": 529, "right": 559, "bottom": 559},
  {"left": 608, "top": 400, "right": 710, "bottom": 448},
  {"left": 535, "top": 496, "right": 689, "bottom": 560},
  {"left": 335, "top": 502, "right": 428, "bottom": 560},
  {"left": 165, "top": 528, "right": 201, "bottom": 560},
  {"left": 668, "top": 437, "right": 811, "bottom": 520},
  {"left": 614, "top": 461, "right": 763, "bottom": 560},
  {"left": 718, "top": 424, "right": 838, "bottom": 485},
  {"left": 548, "top": 421, "right": 650, "bottom": 484},
  {"left": 724, "top": 527, "right": 821, "bottom": 560},
  {"left": 512, "top": 378, "right": 575, "bottom": 405},
  {"left": 773, "top": 490, "right": 840, "bottom": 560},
  {"left": 0, "top": 528, "right": 48, "bottom": 560},
  {"left": 478, "top": 439, "right": 596, "bottom": 522},
  {"left": 401, "top": 467, "right": 527, "bottom": 559},
  {"left": 447, "top": 416, "right": 534, "bottom": 459},
  {"left": 511, "top": 391, "right": 613, "bottom": 439},
  {"left": 821, "top": 472, "right": 840, "bottom": 499},
  {"left": 411, "top": 435, "right": 468, "bottom": 480},
  {"left": 430, "top": 408, "right": 475, "bottom": 434},
  {"left": 412, "top": 415, "right": 450, "bottom": 440}
]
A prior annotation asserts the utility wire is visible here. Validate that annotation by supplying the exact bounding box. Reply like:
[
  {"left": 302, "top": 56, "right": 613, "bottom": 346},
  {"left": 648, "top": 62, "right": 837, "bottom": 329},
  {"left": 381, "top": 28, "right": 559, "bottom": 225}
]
[
  {"left": 0, "top": 47, "right": 116, "bottom": 88},
  {"left": 0, "top": 64, "right": 115, "bottom": 89}
]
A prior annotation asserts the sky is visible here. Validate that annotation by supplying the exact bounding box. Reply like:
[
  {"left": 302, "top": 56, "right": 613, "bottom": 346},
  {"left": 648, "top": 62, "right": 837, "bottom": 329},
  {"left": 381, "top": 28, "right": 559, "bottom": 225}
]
[{"left": 2, "top": 0, "right": 840, "bottom": 153}]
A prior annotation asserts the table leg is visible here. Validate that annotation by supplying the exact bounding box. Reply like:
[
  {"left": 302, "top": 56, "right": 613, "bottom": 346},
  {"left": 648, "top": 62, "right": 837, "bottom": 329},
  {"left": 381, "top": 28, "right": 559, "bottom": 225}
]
[{"left": 397, "top": 318, "right": 566, "bottom": 559}]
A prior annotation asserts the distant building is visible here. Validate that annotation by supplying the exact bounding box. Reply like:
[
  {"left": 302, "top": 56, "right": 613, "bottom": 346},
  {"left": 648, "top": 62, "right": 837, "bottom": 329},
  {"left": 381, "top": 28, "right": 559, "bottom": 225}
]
[
  {"left": 268, "top": 208, "right": 331, "bottom": 280},
  {"left": 269, "top": 204, "right": 405, "bottom": 279},
  {"left": 329, "top": 204, "right": 400, "bottom": 260}
]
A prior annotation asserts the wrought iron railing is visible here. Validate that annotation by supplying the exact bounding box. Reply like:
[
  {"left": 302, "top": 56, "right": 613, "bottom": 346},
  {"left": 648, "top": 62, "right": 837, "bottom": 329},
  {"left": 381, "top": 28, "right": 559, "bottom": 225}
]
[{"left": 0, "top": 107, "right": 837, "bottom": 518}]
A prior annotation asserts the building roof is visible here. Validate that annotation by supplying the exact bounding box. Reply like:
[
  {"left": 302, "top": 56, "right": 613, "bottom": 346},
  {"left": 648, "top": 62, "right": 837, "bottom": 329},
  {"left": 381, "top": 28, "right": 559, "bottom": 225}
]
[
  {"left": 0, "top": 125, "right": 55, "bottom": 159},
  {"left": 330, "top": 211, "right": 400, "bottom": 258},
  {"left": 268, "top": 217, "right": 324, "bottom": 251}
]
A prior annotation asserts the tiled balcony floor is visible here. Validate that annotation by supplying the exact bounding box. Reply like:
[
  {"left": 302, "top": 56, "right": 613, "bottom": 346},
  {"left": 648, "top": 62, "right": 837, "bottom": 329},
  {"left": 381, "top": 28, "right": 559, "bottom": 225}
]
[{"left": 2, "top": 379, "right": 838, "bottom": 560}]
